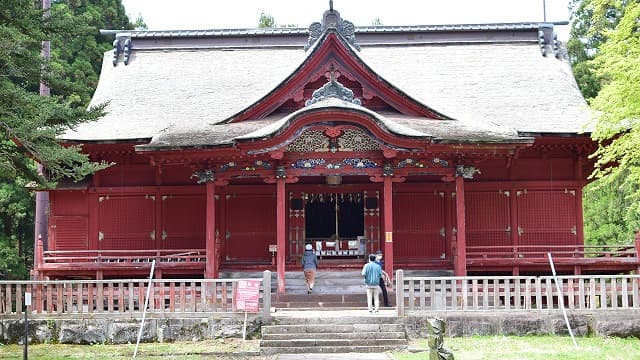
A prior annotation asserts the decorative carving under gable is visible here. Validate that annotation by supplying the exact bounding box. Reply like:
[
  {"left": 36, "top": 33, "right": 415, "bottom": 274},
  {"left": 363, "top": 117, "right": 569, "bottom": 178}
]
[
  {"left": 191, "top": 169, "right": 215, "bottom": 184},
  {"left": 287, "top": 129, "right": 329, "bottom": 152},
  {"left": 290, "top": 157, "right": 380, "bottom": 171},
  {"left": 219, "top": 160, "right": 273, "bottom": 172},
  {"left": 343, "top": 158, "right": 380, "bottom": 169},
  {"left": 292, "top": 158, "right": 326, "bottom": 169},
  {"left": 305, "top": 68, "right": 361, "bottom": 106},
  {"left": 287, "top": 127, "right": 378, "bottom": 153},
  {"left": 338, "top": 128, "right": 378, "bottom": 151},
  {"left": 455, "top": 165, "right": 481, "bottom": 179},
  {"left": 397, "top": 157, "right": 450, "bottom": 169}
]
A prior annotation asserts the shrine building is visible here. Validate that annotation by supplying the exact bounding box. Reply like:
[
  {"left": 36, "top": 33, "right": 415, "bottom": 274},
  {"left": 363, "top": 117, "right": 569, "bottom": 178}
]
[{"left": 33, "top": 6, "right": 640, "bottom": 293}]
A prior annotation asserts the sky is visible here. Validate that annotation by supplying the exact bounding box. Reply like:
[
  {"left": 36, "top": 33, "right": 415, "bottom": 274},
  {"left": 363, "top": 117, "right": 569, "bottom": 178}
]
[{"left": 121, "top": 0, "right": 572, "bottom": 39}]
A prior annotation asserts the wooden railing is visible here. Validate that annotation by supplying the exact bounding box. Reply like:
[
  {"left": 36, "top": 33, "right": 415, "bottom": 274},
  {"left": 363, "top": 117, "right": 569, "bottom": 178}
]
[
  {"left": 0, "top": 271, "right": 272, "bottom": 318},
  {"left": 466, "top": 244, "right": 637, "bottom": 259},
  {"left": 395, "top": 270, "right": 640, "bottom": 315},
  {"left": 41, "top": 249, "right": 206, "bottom": 265}
]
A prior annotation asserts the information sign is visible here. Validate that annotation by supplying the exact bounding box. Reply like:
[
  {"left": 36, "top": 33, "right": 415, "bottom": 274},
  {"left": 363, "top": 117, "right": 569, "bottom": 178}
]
[{"left": 235, "top": 280, "right": 260, "bottom": 313}]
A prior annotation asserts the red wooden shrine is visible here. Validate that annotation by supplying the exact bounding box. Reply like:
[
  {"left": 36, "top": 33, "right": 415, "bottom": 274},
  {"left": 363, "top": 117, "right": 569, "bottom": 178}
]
[{"left": 33, "top": 7, "right": 640, "bottom": 290}]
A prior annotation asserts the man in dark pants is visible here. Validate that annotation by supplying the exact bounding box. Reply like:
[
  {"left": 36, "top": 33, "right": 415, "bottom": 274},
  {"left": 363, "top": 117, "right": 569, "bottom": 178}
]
[{"left": 374, "top": 251, "right": 390, "bottom": 307}]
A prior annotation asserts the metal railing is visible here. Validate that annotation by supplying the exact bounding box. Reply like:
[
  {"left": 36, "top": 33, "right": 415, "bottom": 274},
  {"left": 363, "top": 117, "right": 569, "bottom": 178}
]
[{"left": 395, "top": 270, "right": 640, "bottom": 315}]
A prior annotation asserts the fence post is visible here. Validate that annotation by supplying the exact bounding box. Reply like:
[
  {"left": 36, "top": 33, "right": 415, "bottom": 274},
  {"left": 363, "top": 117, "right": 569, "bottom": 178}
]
[
  {"left": 396, "top": 269, "right": 404, "bottom": 316},
  {"left": 263, "top": 270, "right": 272, "bottom": 319}
]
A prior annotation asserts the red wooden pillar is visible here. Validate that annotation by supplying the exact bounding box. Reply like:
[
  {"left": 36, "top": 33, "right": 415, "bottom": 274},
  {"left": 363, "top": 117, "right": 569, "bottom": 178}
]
[
  {"left": 276, "top": 178, "right": 286, "bottom": 294},
  {"left": 383, "top": 176, "right": 394, "bottom": 278},
  {"left": 454, "top": 176, "right": 467, "bottom": 276},
  {"left": 205, "top": 181, "right": 217, "bottom": 279},
  {"left": 575, "top": 187, "right": 584, "bottom": 246}
]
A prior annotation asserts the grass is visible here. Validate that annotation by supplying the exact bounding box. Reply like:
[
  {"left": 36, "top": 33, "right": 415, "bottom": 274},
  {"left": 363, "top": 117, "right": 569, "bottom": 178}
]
[
  {"left": 398, "top": 336, "right": 640, "bottom": 360},
  {"left": 0, "top": 339, "right": 262, "bottom": 359},
  {"left": 1, "top": 336, "right": 639, "bottom": 359}
]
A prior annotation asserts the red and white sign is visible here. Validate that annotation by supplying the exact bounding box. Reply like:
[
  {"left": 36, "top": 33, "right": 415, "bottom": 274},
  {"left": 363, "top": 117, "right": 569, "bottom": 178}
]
[{"left": 235, "top": 279, "right": 261, "bottom": 313}]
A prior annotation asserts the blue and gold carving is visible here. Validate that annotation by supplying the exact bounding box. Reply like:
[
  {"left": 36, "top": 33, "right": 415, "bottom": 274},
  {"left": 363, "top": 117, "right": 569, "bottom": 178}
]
[
  {"left": 292, "top": 158, "right": 326, "bottom": 169},
  {"left": 343, "top": 158, "right": 379, "bottom": 169}
]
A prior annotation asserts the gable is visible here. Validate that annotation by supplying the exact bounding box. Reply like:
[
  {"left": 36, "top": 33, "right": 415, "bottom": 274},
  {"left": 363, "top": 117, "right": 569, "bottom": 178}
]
[{"left": 227, "top": 30, "right": 450, "bottom": 123}]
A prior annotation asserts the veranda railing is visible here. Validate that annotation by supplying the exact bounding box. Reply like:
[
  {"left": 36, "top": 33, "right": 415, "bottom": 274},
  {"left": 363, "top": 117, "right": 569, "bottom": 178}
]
[
  {"left": 0, "top": 271, "right": 272, "bottom": 318},
  {"left": 395, "top": 271, "right": 640, "bottom": 316}
]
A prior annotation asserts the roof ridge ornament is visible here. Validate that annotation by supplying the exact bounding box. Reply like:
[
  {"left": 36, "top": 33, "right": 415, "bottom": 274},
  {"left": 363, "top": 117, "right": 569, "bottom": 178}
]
[
  {"left": 112, "top": 33, "right": 133, "bottom": 66},
  {"left": 305, "top": 66, "right": 362, "bottom": 106},
  {"left": 304, "top": 3, "right": 360, "bottom": 51}
]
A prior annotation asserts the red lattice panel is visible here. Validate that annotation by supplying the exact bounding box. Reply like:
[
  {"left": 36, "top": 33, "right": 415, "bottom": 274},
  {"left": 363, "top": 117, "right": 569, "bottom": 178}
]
[
  {"left": 225, "top": 193, "right": 276, "bottom": 261},
  {"left": 98, "top": 195, "right": 155, "bottom": 250},
  {"left": 517, "top": 190, "right": 576, "bottom": 230},
  {"left": 393, "top": 192, "right": 445, "bottom": 259},
  {"left": 162, "top": 194, "right": 206, "bottom": 249}
]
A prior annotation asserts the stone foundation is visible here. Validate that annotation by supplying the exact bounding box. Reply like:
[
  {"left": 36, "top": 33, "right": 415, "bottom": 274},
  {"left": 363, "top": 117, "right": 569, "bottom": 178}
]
[
  {"left": 403, "top": 311, "right": 640, "bottom": 339},
  {"left": 1, "top": 310, "right": 638, "bottom": 344}
]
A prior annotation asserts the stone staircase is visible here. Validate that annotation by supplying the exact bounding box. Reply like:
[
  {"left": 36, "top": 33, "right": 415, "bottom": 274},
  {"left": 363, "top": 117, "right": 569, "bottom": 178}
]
[
  {"left": 260, "top": 311, "right": 408, "bottom": 355},
  {"left": 220, "top": 269, "right": 451, "bottom": 308}
]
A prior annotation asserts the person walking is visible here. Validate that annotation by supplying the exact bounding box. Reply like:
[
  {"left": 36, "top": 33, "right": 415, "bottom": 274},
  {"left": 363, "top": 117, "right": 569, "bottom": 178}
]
[
  {"left": 302, "top": 243, "right": 318, "bottom": 294},
  {"left": 362, "top": 254, "right": 383, "bottom": 313},
  {"left": 375, "top": 251, "right": 391, "bottom": 307}
]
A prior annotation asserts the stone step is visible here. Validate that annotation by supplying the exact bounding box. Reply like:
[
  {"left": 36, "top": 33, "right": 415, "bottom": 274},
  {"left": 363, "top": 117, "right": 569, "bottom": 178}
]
[
  {"left": 273, "top": 302, "right": 394, "bottom": 309},
  {"left": 261, "top": 323, "right": 405, "bottom": 334},
  {"left": 270, "top": 314, "right": 401, "bottom": 325},
  {"left": 260, "top": 345, "right": 407, "bottom": 355},
  {"left": 262, "top": 331, "right": 406, "bottom": 340},
  {"left": 272, "top": 291, "right": 396, "bottom": 308},
  {"left": 260, "top": 338, "right": 407, "bottom": 348},
  {"left": 260, "top": 309, "right": 408, "bottom": 355}
]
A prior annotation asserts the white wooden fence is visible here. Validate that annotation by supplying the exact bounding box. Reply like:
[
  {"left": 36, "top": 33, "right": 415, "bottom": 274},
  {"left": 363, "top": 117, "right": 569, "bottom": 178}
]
[
  {"left": 395, "top": 270, "right": 640, "bottom": 316},
  {"left": 0, "top": 271, "right": 271, "bottom": 318}
]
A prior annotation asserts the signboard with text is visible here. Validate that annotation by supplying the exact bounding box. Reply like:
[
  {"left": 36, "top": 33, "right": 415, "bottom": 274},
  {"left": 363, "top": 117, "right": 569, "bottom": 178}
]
[{"left": 235, "top": 279, "right": 260, "bottom": 313}]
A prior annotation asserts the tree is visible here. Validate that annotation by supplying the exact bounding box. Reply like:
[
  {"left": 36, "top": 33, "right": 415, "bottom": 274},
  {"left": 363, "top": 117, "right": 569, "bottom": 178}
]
[
  {"left": 371, "top": 17, "right": 383, "bottom": 26},
  {"left": 582, "top": 0, "right": 640, "bottom": 243},
  {"left": 50, "top": 0, "right": 134, "bottom": 106},
  {"left": 1, "top": 0, "right": 114, "bottom": 187},
  {"left": 258, "top": 11, "right": 276, "bottom": 28},
  {"left": 1, "top": 0, "right": 133, "bottom": 278}
]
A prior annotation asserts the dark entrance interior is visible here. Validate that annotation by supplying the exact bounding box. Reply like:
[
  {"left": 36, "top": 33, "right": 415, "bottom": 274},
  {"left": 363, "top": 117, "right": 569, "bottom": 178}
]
[{"left": 305, "top": 192, "right": 364, "bottom": 238}]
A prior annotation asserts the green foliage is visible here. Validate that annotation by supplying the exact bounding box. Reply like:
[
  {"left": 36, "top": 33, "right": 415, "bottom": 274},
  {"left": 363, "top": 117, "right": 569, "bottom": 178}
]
[
  {"left": 0, "top": 175, "right": 33, "bottom": 279},
  {"left": 0, "top": 0, "right": 134, "bottom": 278},
  {"left": 588, "top": 0, "right": 640, "bottom": 236},
  {"left": 258, "top": 11, "right": 276, "bottom": 28},
  {"left": 584, "top": 174, "right": 639, "bottom": 245},
  {"left": 371, "top": 17, "right": 383, "bottom": 26},
  {"left": 1, "top": 0, "right": 117, "bottom": 187},
  {"left": 567, "top": 0, "right": 622, "bottom": 101},
  {"left": 50, "top": 0, "right": 134, "bottom": 106},
  {"left": 569, "top": 0, "right": 640, "bottom": 244}
]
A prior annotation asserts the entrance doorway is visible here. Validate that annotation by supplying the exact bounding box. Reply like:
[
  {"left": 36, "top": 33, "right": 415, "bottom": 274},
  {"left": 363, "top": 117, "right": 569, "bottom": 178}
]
[
  {"left": 288, "top": 189, "right": 380, "bottom": 261},
  {"left": 305, "top": 192, "right": 364, "bottom": 239}
]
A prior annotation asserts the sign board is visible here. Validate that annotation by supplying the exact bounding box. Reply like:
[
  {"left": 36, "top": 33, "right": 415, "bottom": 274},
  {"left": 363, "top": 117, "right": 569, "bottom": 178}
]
[
  {"left": 268, "top": 244, "right": 277, "bottom": 253},
  {"left": 235, "top": 280, "right": 260, "bottom": 313},
  {"left": 25, "top": 292, "right": 32, "bottom": 306}
]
